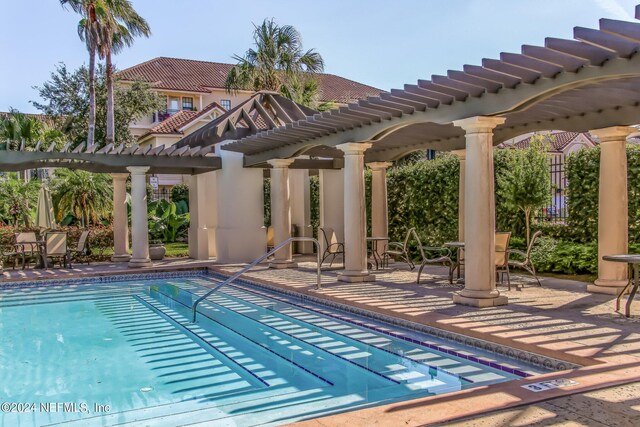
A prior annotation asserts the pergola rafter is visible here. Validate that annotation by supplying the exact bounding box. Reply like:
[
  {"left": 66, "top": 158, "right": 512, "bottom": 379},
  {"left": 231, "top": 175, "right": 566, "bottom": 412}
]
[
  {"left": 0, "top": 141, "right": 221, "bottom": 174},
  {"left": 221, "top": 16, "right": 640, "bottom": 166}
]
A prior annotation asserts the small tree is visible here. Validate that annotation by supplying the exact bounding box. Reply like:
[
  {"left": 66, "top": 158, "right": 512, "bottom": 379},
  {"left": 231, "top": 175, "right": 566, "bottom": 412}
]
[
  {"left": 0, "top": 174, "right": 39, "bottom": 227},
  {"left": 32, "top": 63, "right": 163, "bottom": 147},
  {"left": 496, "top": 135, "right": 551, "bottom": 245}
]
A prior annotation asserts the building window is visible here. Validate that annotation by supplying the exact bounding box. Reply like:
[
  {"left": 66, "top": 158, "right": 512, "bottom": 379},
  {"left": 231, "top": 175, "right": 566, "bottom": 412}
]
[
  {"left": 220, "top": 99, "right": 231, "bottom": 110},
  {"left": 182, "top": 97, "right": 194, "bottom": 111}
]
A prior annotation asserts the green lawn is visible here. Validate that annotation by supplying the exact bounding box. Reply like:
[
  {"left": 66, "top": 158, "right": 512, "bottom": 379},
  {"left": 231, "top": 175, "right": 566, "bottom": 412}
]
[{"left": 98, "top": 242, "right": 189, "bottom": 259}]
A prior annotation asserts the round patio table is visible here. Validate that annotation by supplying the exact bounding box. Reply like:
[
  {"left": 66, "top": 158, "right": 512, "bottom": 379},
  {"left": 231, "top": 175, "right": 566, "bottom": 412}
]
[
  {"left": 444, "top": 241, "right": 465, "bottom": 280},
  {"left": 366, "top": 237, "right": 388, "bottom": 270},
  {"left": 602, "top": 254, "right": 640, "bottom": 318}
]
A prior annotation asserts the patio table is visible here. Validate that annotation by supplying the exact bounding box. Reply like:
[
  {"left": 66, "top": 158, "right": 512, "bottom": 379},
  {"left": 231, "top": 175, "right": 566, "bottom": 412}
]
[
  {"left": 22, "top": 240, "right": 48, "bottom": 269},
  {"left": 366, "top": 237, "right": 388, "bottom": 270},
  {"left": 444, "top": 241, "right": 465, "bottom": 280},
  {"left": 602, "top": 254, "right": 640, "bottom": 318}
]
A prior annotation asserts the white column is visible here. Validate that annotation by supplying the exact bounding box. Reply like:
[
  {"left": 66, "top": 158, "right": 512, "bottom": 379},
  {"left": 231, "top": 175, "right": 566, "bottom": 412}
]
[
  {"left": 319, "top": 169, "right": 344, "bottom": 253},
  {"left": 367, "top": 161, "right": 392, "bottom": 257},
  {"left": 452, "top": 149, "right": 466, "bottom": 241},
  {"left": 452, "top": 116, "right": 507, "bottom": 307},
  {"left": 127, "top": 166, "right": 152, "bottom": 268},
  {"left": 337, "top": 142, "right": 375, "bottom": 283},
  {"left": 188, "top": 172, "right": 217, "bottom": 260},
  {"left": 214, "top": 149, "right": 266, "bottom": 263},
  {"left": 588, "top": 126, "right": 634, "bottom": 295},
  {"left": 290, "top": 169, "right": 313, "bottom": 254},
  {"left": 111, "top": 173, "right": 130, "bottom": 262},
  {"left": 268, "top": 158, "right": 297, "bottom": 268}
]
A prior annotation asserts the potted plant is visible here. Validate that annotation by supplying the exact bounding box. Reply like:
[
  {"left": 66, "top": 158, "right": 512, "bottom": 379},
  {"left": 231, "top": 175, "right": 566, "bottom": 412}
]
[{"left": 149, "top": 239, "right": 166, "bottom": 260}]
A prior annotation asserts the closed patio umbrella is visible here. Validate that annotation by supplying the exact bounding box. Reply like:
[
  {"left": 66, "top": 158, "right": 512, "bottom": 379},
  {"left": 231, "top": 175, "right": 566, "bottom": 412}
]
[{"left": 36, "top": 184, "right": 57, "bottom": 232}]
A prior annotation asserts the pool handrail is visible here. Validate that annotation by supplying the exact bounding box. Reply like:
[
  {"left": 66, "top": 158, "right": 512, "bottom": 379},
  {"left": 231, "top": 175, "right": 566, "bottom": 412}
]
[{"left": 192, "top": 237, "right": 322, "bottom": 322}]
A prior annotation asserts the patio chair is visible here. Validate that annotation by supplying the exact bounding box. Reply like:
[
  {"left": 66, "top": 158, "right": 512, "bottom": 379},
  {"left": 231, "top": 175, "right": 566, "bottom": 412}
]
[
  {"left": 382, "top": 228, "right": 416, "bottom": 270},
  {"left": 70, "top": 230, "right": 91, "bottom": 265},
  {"left": 266, "top": 226, "right": 275, "bottom": 251},
  {"left": 15, "top": 232, "right": 39, "bottom": 269},
  {"left": 413, "top": 230, "right": 455, "bottom": 284},
  {"left": 495, "top": 231, "right": 512, "bottom": 289},
  {"left": 319, "top": 227, "right": 344, "bottom": 267},
  {"left": 508, "top": 230, "right": 542, "bottom": 287},
  {"left": 45, "top": 232, "right": 71, "bottom": 268},
  {"left": 1, "top": 245, "right": 23, "bottom": 270}
]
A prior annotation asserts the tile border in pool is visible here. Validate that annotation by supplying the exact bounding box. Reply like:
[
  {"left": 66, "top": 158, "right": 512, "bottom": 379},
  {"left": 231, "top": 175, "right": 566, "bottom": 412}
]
[
  {"left": 205, "top": 271, "right": 581, "bottom": 374},
  {"left": 0, "top": 270, "right": 209, "bottom": 290},
  {"left": 0, "top": 269, "right": 580, "bottom": 375}
]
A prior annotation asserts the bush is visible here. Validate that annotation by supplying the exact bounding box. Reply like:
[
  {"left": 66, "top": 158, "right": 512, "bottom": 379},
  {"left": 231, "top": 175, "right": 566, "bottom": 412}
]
[
  {"left": 171, "top": 184, "right": 189, "bottom": 205},
  {"left": 566, "top": 145, "right": 640, "bottom": 244}
]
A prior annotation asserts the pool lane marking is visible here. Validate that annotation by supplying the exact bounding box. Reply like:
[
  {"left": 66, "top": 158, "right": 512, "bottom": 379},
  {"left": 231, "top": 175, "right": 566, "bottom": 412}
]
[
  {"left": 148, "top": 289, "right": 334, "bottom": 387},
  {"left": 134, "top": 295, "right": 270, "bottom": 388}
]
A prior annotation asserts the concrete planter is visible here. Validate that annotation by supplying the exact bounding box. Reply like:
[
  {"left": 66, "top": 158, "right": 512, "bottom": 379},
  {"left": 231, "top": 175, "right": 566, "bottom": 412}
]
[{"left": 149, "top": 244, "right": 166, "bottom": 260}]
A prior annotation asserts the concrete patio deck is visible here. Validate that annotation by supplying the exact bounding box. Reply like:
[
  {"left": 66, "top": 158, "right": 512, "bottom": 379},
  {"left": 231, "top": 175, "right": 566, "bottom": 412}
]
[{"left": 2, "top": 257, "right": 638, "bottom": 426}]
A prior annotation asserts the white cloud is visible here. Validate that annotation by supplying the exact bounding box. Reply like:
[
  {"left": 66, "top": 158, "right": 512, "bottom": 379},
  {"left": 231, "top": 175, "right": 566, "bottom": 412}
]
[{"left": 592, "top": 0, "right": 635, "bottom": 21}]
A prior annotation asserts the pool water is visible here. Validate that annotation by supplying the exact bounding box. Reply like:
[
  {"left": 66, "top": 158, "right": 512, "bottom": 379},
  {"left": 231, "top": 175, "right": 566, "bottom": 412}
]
[{"left": 0, "top": 275, "right": 550, "bottom": 426}]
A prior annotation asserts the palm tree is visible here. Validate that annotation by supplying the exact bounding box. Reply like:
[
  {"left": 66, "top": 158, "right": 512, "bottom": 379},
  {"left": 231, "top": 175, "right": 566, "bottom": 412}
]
[
  {"left": 51, "top": 169, "right": 113, "bottom": 227},
  {"left": 60, "top": 0, "right": 101, "bottom": 147},
  {"left": 96, "top": 0, "right": 150, "bottom": 145},
  {"left": 225, "top": 19, "right": 325, "bottom": 107},
  {"left": 0, "top": 109, "right": 43, "bottom": 148}
]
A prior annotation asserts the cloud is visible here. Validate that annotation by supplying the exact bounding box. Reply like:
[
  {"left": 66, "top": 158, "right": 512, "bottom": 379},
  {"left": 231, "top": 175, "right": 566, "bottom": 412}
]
[{"left": 592, "top": 0, "right": 634, "bottom": 21}]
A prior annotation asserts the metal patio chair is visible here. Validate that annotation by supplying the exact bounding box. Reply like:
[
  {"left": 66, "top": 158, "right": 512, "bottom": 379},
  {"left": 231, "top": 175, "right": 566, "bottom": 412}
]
[
  {"left": 413, "top": 230, "right": 455, "bottom": 284},
  {"left": 70, "top": 230, "right": 91, "bottom": 265},
  {"left": 495, "top": 231, "right": 512, "bottom": 289},
  {"left": 319, "top": 227, "right": 344, "bottom": 267},
  {"left": 45, "top": 232, "right": 71, "bottom": 268},
  {"left": 382, "top": 228, "right": 416, "bottom": 270},
  {"left": 508, "top": 230, "right": 542, "bottom": 287}
]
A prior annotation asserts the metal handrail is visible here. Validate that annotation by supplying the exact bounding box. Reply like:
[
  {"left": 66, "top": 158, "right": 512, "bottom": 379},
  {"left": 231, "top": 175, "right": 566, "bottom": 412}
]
[{"left": 192, "top": 237, "right": 322, "bottom": 322}]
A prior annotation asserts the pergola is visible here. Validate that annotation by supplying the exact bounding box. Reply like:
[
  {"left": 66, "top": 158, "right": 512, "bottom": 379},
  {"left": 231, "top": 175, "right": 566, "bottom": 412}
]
[
  {"left": 0, "top": 141, "right": 220, "bottom": 268},
  {"left": 222, "top": 8, "right": 640, "bottom": 306}
]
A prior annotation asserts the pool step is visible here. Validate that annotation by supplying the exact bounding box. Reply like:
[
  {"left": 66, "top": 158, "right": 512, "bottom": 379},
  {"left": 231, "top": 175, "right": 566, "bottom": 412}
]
[
  {"left": 147, "top": 286, "right": 380, "bottom": 390},
  {"left": 219, "top": 284, "right": 516, "bottom": 385},
  {"left": 181, "top": 287, "right": 459, "bottom": 390}
]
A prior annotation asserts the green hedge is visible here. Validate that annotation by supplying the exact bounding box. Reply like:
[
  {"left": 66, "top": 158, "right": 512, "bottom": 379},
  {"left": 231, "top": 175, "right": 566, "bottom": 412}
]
[{"left": 566, "top": 145, "right": 640, "bottom": 244}]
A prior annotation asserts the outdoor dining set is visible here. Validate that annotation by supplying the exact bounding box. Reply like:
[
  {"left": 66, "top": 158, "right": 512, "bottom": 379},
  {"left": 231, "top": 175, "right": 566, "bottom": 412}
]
[
  {"left": 0, "top": 230, "right": 91, "bottom": 271},
  {"left": 318, "top": 226, "right": 543, "bottom": 290}
]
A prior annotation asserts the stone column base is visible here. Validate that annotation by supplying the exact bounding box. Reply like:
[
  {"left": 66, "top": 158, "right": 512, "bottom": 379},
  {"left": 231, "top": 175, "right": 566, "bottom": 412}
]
[
  {"left": 128, "top": 258, "right": 152, "bottom": 268},
  {"left": 588, "top": 279, "right": 629, "bottom": 295},
  {"left": 269, "top": 260, "right": 298, "bottom": 269},
  {"left": 453, "top": 292, "right": 508, "bottom": 307},
  {"left": 112, "top": 254, "right": 131, "bottom": 262},
  {"left": 338, "top": 271, "right": 376, "bottom": 283}
]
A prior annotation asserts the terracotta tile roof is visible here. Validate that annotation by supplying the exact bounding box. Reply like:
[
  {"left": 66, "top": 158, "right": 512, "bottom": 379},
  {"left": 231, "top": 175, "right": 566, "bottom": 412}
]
[
  {"left": 139, "top": 101, "right": 224, "bottom": 139},
  {"left": 117, "top": 57, "right": 384, "bottom": 103},
  {"left": 510, "top": 131, "right": 598, "bottom": 151}
]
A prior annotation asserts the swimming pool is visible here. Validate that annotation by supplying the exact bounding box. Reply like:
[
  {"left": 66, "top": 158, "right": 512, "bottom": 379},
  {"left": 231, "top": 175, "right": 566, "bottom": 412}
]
[{"left": 0, "top": 273, "right": 567, "bottom": 426}]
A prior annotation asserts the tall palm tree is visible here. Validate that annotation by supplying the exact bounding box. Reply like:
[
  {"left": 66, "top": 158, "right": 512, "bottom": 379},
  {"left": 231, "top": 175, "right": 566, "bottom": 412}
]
[
  {"left": 60, "top": 0, "right": 101, "bottom": 147},
  {"left": 96, "top": 0, "right": 150, "bottom": 145},
  {"left": 225, "top": 19, "right": 325, "bottom": 107},
  {"left": 51, "top": 169, "right": 113, "bottom": 227}
]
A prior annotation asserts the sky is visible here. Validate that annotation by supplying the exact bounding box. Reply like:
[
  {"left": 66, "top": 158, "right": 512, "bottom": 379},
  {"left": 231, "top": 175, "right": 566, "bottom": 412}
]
[{"left": 1, "top": 0, "right": 638, "bottom": 113}]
